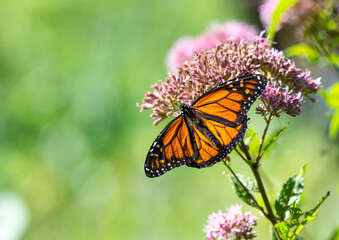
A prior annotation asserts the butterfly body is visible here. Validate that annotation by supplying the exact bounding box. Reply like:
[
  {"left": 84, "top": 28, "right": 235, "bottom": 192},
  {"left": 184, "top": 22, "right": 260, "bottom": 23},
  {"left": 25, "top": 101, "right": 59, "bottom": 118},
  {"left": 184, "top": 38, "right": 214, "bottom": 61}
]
[{"left": 145, "top": 74, "right": 267, "bottom": 178}]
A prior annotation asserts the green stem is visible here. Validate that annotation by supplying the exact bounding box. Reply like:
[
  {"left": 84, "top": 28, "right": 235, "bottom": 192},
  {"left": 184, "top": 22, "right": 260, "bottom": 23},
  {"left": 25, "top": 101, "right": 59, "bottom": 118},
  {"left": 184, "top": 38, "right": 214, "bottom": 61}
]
[
  {"left": 239, "top": 140, "right": 252, "bottom": 162},
  {"left": 235, "top": 147, "right": 247, "bottom": 163},
  {"left": 256, "top": 114, "right": 273, "bottom": 163},
  {"left": 238, "top": 140, "right": 278, "bottom": 226},
  {"left": 222, "top": 160, "right": 269, "bottom": 219},
  {"left": 236, "top": 127, "right": 281, "bottom": 239},
  {"left": 251, "top": 165, "right": 281, "bottom": 240},
  {"left": 251, "top": 166, "right": 277, "bottom": 224}
]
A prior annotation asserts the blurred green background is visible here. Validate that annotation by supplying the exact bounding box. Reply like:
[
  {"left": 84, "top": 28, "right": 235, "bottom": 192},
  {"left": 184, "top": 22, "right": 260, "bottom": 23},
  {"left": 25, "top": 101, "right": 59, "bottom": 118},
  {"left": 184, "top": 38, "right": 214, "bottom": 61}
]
[{"left": 0, "top": 0, "right": 338, "bottom": 239}]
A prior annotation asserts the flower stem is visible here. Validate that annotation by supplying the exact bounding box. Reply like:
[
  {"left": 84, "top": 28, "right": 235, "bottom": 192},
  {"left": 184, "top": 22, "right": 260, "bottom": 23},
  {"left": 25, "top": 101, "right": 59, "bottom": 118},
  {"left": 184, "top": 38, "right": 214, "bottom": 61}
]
[
  {"left": 236, "top": 121, "right": 281, "bottom": 239},
  {"left": 237, "top": 140, "right": 278, "bottom": 226},
  {"left": 235, "top": 147, "right": 248, "bottom": 163},
  {"left": 239, "top": 140, "right": 252, "bottom": 162},
  {"left": 256, "top": 114, "right": 273, "bottom": 163},
  {"left": 251, "top": 165, "right": 281, "bottom": 239},
  {"left": 222, "top": 159, "right": 269, "bottom": 219},
  {"left": 251, "top": 166, "right": 276, "bottom": 223}
]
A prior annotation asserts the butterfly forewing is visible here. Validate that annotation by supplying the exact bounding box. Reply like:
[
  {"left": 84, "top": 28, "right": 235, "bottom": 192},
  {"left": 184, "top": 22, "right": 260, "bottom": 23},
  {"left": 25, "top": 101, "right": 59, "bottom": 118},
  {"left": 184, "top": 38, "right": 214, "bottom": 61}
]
[
  {"left": 193, "top": 74, "right": 267, "bottom": 127},
  {"left": 186, "top": 118, "right": 247, "bottom": 168}
]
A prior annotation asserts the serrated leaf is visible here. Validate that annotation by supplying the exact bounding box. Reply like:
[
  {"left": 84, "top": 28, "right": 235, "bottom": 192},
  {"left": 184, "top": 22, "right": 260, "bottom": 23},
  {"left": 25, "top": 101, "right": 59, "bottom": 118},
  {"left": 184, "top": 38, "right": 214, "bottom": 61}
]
[
  {"left": 267, "top": 0, "right": 299, "bottom": 40},
  {"left": 229, "top": 174, "right": 258, "bottom": 207},
  {"left": 275, "top": 221, "right": 290, "bottom": 239},
  {"left": 274, "top": 190, "right": 330, "bottom": 239},
  {"left": 289, "top": 203, "right": 303, "bottom": 228},
  {"left": 275, "top": 220, "right": 303, "bottom": 240},
  {"left": 294, "top": 191, "right": 330, "bottom": 235},
  {"left": 285, "top": 44, "right": 320, "bottom": 61},
  {"left": 275, "top": 174, "right": 304, "bottom": 220}
]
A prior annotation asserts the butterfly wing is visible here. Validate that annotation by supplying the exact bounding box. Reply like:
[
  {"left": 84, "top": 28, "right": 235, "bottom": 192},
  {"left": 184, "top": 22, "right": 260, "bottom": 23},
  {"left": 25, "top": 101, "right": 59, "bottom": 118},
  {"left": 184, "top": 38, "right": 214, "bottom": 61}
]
[
  {"left": 144, "top": 115, "right": 198, "bottom": 178},
  {"left": 186, "top": 118, "right": 247, "bottom": 168},
  {"left": 186, "top": 74, "right": 266, "bottom": 168},
  {"left": 192, "top": 74, "right": 267, "bottom": 127},
  {"left": 144, "top": 74, "right": 267, "bottom": 176}
]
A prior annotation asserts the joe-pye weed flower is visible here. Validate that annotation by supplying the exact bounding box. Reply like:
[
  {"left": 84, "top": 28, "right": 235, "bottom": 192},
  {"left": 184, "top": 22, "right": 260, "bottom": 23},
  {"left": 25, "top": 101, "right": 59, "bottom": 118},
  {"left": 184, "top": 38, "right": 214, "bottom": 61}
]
[
  {"left": 204, "top": 205, "right": 257, "bottom": 240},
  {"left": 141, "top": 36, "right": 320, "bottom": 124},
  {"left": 166, "top": 21, "right": 258, "bottom": 71}
]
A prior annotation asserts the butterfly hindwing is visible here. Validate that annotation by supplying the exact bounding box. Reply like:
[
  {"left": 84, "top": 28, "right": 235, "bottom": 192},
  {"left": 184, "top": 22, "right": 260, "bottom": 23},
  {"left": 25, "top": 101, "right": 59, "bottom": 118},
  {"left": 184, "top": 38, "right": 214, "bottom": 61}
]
[
  {"left": 144, "top": 115, "right": 198, "bottom": 178},
  {"left": 192, "top": 74, "right": 267, "bottom": 127},
  {"left": 186, "top": 118, "right": 247, "bottom": 168}
]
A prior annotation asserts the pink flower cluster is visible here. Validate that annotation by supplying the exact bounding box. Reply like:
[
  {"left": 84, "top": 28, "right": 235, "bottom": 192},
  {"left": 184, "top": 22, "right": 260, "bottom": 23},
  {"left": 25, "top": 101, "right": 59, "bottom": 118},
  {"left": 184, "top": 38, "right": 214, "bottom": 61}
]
[
  {"left": 166, "top": 21, "right": 258, "bottom": 71},
  {"left": 258, "top": 0, "right": 280, "bottom": 29},
  {"left": 141, "top": 35, "right": 321, "bottom": 125},
  {"left": 256, "top": 81, "right": 303, "bottom": 117},
  {"left": 203, "top": 205, "right": 257, "bottom": 240}
]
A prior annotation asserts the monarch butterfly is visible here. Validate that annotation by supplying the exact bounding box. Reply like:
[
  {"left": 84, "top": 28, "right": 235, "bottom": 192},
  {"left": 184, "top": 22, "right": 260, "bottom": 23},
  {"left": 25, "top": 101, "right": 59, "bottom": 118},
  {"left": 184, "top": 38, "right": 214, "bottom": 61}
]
[{"left": 145, "top": 74, "right": 267, "bottom": 178}]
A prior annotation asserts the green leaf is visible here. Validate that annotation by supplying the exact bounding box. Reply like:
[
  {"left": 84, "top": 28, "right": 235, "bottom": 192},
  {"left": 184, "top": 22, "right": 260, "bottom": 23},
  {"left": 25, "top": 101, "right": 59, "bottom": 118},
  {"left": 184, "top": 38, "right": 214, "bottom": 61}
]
[
  {"left": 294, "top": 191, "right": 330, "bottom": 235},
  {"left": 229, "top": 174, "right": 258, "bottom": 207},
  {"left": 262, "top": 126, "right": 287, "bottom": 156},
  {"left": 321, "top": 82, "right": 339, "bottom": 109},
  {"left": 243, "top": 136, "right": 253, "bottom": 146},
  {"left": 329, "top": 111, "right": 339, "bottom": 139},
  {"left": 285, "top": 44, "right": 320, "bottom": 61},
  {"left": 300, "top": 162, "right": 309, "bottom": 177},
  {"left": 275, "top": 173, "right": 304, "bottom": 220},
  {"left": 271, "top": 226, "right": 279, "bottom": 240},
  {"left": 274, "top": 221, "right": 290, "bottom": 239},
  {"left": 275, "top": 221, "right": 302, "bottom": 239},
  {"left": 245, "top": 128, "right": 260, "bottom": 157},
  {"left": 321, "top": 82, "right": 339, "bottom": 138},
  {"left": 267, "top": 0, "right": 299, "bottom": 41},
  {"left": 289, "top": 203, "right": 303, "bottom": 228},
  {"left": 274, "top": 186, "right": 329, "bottom": 239}
]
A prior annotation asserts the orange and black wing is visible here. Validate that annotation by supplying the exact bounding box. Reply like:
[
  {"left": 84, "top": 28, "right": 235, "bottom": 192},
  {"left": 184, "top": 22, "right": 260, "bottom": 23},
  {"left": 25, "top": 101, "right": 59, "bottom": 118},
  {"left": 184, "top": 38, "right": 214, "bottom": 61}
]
[
  {"left": 145, "top": 74, "right": 267, "bottom": 176},
  {"left": 192, "top": 74, "right": 267, "bottom": 127},
  {"left": 186, "top": 74, "right": 266, "bottom": 168},
  {"left": 144, "top": 115, "right": 198, "bottom": 178},
  {"left": 186, "top": 118, "right": 247, "bottom": 168}
]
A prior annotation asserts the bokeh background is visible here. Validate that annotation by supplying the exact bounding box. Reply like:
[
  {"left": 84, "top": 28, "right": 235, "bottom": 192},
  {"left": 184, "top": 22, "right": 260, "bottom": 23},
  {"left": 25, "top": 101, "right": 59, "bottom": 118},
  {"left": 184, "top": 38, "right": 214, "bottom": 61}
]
[{"left": 0, "top": 0, "right": 338, "bottom": 239}]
